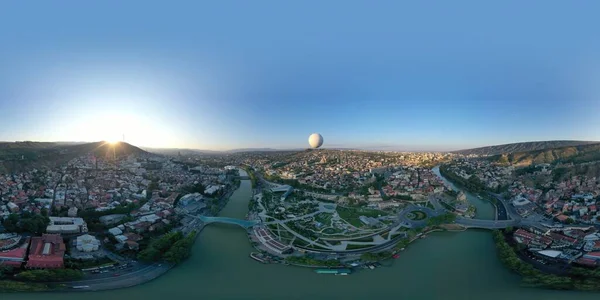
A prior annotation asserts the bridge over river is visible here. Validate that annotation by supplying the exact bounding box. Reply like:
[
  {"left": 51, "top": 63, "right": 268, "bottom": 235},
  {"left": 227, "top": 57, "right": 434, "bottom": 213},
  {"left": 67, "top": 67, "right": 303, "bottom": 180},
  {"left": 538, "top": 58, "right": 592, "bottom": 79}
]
[
  {"left": 186, "top": 214, "right": 259, "bottom": 228},
  {"left": 455, "top": 218, "right": 519, "bottom": 229},
  {"left": 188, "top": 213, "right": 520, "bottom": 231}
]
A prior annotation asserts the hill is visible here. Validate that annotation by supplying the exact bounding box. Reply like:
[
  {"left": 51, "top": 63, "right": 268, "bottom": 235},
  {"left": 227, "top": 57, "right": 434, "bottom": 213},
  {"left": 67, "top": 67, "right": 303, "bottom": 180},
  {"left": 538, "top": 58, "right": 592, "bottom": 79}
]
[
  {"left": 489, "top": 143, "right": 600, "bottom": 166},
  {"left": 454, "top": 140, "right": 598, "bottom": 156},
  {"left": 65, "top": 141, "right": 146, "bottom": 158},
  {"left": 0, "top": 141, "right": 146, "bottom": 173}
]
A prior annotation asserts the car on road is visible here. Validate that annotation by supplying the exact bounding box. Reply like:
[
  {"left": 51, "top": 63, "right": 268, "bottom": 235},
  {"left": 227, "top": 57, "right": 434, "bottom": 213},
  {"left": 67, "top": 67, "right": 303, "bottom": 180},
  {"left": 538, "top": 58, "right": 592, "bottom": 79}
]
[{"left": 113, "top": 274, "right": 120, "bottom": 277}]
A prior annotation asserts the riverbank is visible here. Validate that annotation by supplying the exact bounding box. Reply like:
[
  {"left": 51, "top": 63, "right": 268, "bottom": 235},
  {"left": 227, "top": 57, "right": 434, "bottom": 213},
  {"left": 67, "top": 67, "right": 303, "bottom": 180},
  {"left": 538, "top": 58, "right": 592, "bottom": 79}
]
[
  {"left": 491, "top": 229, "right": 600, "bottom": 291},
  {"left": 0, "top": 176, "right": 243, "bottom": 293}
]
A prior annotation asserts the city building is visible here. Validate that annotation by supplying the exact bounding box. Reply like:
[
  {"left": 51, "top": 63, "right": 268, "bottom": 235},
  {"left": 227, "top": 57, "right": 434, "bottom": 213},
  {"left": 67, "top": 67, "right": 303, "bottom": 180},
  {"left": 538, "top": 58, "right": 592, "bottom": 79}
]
[
  {"left": 46, "top": 217, "right": 88, "bottom": 234},
  {"left": 75, "top": 234, "right": 101, "bottom": 252},
  {"left": 26, "top": 234, "right": 65, "bottom": 269},
  {"left": 0, "top": 233, "right": 21, "bottom": 250},
  {"left": 0, "top": 237, "right": 30, "bottom": 268}
]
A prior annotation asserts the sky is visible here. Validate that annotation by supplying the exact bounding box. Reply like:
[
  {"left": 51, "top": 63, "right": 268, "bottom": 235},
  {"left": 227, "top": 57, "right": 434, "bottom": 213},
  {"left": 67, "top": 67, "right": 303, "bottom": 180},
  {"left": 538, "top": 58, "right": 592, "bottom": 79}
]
[{"left": 1, "top": 1, "right": 600, "bottom": 151}]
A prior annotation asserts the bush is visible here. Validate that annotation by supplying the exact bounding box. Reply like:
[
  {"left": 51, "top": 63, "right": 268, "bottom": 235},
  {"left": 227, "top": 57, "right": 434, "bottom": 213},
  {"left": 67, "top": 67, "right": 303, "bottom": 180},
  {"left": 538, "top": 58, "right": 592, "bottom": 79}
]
[
  {"left": 0, "top": 280, "right": 48, "bottom": 292},
  {"left": 14, "top": 269, "right": 84, "bottom": 282},
  {"left": 164, "top": 232, "right": 196, "bottom": 264},
  {"left": 138, "top": 231, "right": 196, "bottom": 264},
  {"left": 285, "top": 256, "right": 341, "bottom": 267},
  {"left": 427, "top": 213, "right": 456, "bottom": 226}
]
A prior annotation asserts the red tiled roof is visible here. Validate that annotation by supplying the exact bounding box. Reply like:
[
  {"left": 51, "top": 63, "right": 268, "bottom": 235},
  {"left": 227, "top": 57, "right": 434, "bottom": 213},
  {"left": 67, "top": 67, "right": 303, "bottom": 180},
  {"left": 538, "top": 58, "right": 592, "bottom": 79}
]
[
  {"left": 577, "top": 257, "right": 598, "bottom": 266},
  {"left": 0, "top": 260, "right": 23, "bottom": 267},
  {"left": 26, "top": 234, "right": 65, "bottom": 269},
  {"left": 0, "top": 247, "right": 26, "bottom": 259}
]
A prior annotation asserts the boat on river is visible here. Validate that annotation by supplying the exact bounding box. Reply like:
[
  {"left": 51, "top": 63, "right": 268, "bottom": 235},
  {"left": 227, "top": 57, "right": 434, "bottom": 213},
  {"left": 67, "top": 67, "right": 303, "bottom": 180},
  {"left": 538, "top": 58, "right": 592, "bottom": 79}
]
[{"left": 315, "top": 268, "right": 351, "bottom": 275}]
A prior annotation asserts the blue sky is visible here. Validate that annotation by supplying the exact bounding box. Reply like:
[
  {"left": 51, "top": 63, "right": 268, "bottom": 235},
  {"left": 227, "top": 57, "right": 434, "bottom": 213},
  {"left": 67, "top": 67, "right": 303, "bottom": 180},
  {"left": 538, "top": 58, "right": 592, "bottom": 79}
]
[{"left": 1, "top": 1, "right": 599, "bottom": 150}]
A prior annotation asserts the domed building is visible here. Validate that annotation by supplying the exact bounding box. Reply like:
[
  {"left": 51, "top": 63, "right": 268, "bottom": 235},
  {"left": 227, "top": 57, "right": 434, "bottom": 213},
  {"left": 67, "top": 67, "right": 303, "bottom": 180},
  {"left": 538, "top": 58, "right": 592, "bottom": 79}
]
[{"left": 75, "top": 234, "right": 101, "bottom": 252}]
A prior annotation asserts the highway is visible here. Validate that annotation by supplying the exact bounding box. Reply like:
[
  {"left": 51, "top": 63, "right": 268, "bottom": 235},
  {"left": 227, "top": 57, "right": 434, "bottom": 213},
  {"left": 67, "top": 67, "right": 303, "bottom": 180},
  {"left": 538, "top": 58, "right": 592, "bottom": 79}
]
[
  {"left": 57, "top": 262, "right": 172, "bottom": 291},
  {"left": 488, "top": 192, "right": 522, "bottom": 222}
]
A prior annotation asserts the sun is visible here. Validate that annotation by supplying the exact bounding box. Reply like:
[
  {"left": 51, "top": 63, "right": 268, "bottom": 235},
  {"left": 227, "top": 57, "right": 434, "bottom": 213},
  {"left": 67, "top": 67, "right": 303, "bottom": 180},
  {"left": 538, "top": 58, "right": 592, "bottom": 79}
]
[{"left": 105, "top": 138, "right": 120, "bottom": 145}]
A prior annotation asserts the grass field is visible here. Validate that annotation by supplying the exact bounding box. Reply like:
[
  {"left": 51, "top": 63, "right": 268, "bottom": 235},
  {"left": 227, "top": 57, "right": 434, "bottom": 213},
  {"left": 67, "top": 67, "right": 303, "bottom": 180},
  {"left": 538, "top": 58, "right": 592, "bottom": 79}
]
[
  {"left": 345, "top": 243, "right": 375, "bottom": 250},
  {"left": 407, "top": 211, "right": 427, "bottom": 221},
  {"left": 314, "top": 213, "right": 334, "bottom": 226},
  {"left": 337, "top": 206, "right": 388, "bottom": 227}
]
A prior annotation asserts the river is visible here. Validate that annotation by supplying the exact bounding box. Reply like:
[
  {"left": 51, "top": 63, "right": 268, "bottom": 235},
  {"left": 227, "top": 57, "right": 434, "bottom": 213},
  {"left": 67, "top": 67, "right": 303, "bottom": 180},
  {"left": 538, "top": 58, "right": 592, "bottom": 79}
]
[{"left": 4, "top": 173, "right": 600, "bottom": 299}]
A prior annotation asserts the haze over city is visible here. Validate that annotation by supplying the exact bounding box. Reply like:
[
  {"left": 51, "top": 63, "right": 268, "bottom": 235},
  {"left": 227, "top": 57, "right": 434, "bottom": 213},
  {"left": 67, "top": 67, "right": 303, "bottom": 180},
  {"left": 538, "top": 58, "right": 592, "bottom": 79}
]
[{"left": 1, "top": 1, "right": 600, "bottom": 151}]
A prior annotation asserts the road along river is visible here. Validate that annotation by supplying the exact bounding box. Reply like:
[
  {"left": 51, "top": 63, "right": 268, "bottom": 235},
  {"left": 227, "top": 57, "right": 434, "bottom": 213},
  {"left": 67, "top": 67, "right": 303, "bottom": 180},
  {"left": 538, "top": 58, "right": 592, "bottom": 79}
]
[{"left": 4, "top": 176, "right": 600, "bottom": 299}]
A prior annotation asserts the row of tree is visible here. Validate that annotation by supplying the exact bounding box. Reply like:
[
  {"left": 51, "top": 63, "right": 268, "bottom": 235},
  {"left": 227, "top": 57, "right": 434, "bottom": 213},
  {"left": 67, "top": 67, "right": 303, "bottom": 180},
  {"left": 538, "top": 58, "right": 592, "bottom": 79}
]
[
  {"left": 285, "top": 256, "right": 341, "bottom": 267},
  {"left": 2, "top": 213, "right": 49, "bottom": 235},
  {"left": 439, "top": 165, "right": 486, "bottom": 193},
  {"left": 163, "top": 231, "right": 196, "bottom": 264},
  {"left": 14, "top": 269, "right": 84, "bottom": 282},
  {"left": 0, "top": 280, "right": 48, "bottom": 292},
  {"left": 360, "top": 251, "right": 392, "bottom": 262},
  {"left": 138, "top": 231, "right": 196, "bottom": 264}
]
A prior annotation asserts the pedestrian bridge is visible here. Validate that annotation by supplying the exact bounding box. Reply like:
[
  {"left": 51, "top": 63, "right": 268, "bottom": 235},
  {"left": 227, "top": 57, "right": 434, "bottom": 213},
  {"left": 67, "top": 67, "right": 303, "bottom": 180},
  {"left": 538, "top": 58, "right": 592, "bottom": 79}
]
[
  {"left": 456, "top": 218, "right": 518, "bottom": 229},
  {"left": 196, "top": 215, "right": 259, "bottom": 228}
]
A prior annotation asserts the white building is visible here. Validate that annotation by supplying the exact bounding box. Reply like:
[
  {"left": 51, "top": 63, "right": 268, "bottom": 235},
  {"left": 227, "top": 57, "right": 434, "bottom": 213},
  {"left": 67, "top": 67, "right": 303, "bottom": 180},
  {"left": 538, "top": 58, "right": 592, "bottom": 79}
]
[
  {"left": 512, "top": 196, "right": 531, "bottom": 206},
  {"left": 75, "top": 234, "right": 100, "bottom": 252},
  {"left": 7, "top": 202, "right": 19, "bottom": 213},
  {"left": 204, "top": 185, "right": 224, "bottom": 195},
  {"left": 108, "top": 227, "right": 123, "bottom": 236},
  {"left": 46, "top": 217, "right": 88, "bottom": 234}
]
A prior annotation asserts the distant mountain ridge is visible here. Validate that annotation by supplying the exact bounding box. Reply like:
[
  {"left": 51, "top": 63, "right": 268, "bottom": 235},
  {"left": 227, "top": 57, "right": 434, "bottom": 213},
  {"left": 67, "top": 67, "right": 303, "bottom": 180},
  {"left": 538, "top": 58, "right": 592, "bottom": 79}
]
[
  {"left": 488, "top": 142, "right": 600, "bottom": 166},
  {"left": 453, "top": 140, "right": 599, "bottom": 156}
]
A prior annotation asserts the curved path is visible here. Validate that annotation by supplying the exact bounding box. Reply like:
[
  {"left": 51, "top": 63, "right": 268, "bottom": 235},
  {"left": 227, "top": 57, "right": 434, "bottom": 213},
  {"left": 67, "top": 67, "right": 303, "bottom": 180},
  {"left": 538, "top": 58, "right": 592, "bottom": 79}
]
[{"left": 57, "top": 263, "right": 172, "bottom": 291}]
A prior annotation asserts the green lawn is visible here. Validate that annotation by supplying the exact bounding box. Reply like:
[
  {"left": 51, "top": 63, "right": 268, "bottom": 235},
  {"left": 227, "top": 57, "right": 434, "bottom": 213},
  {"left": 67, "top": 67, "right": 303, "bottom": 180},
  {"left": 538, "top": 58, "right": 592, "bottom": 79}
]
[
  {"left": 345, "top": 243, "right": 375, "bottom": 250},
  {"left": 337, "top": 207, "right": 388, "bottom": 227},
  {"left": 322, "top": 227, "right": 344, "bottom": 235},
  {"left": 407, "top": 211, "right": 427, "bottom": 221},
  {"left": 314, "top": 213, "right": 334, "bottom": 226}
]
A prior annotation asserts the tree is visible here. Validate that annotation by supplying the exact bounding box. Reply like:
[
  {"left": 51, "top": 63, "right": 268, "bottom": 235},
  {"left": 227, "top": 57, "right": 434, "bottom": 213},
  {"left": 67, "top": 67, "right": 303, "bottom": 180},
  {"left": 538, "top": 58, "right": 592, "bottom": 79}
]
[
  {"left": 0, "top": 265, "right": 14, "bottom": 279},
  {"left": 148, "top": 180, "right": 159, "bottom": 192},
  {"left": 164, "top": 233, "right": 195, "bottom": 264},
  {"left": 210, "top": 205, "right": 219, "bottom": 215},
  {"left": 427, "top": 213, "right": 456, "bottom": 226},
  {"left": 15, "top": 269, "right": 84, "bottom": 282},
  {"left": 138, "top": 247, "right": 161, "bottom": 262}
]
